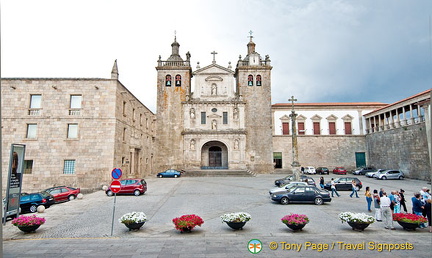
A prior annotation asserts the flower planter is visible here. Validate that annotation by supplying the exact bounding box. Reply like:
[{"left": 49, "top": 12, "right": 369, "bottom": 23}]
[
  {"left": 226, "top": 222, "right": 247, "bottom": 230},
  {"left": 125, "top": 222, "right": 145, "bottom": 231},
  {"left": 17, "top": 225, "right": 41, "bottom": 233},
  {"left": 347, "top": 221, "right": 370, "bottom": 231},
  {"left": 285, "top": 223, "right": 306, "bottom": 231},
  {"left": 180, "top": 227, "right": 193, "bottom": 233},
  {"left": 397, "top": 221, "right": 419, "bottom": 231}
]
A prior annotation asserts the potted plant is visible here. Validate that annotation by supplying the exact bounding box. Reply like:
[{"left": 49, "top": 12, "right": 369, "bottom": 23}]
[
  {"left": 339, "top": 212, "right": 375, "bottom": 231},
  {"left": 172, "top": 214, "right": 204, "bottom": 233},
  {"left": 281, "top": 214, "right": 309, "bottom": 231},
  {"left": 11, "top": 215, "right": 46, "bottom": 233},
  {"left": 119, "top": 212, "right": 147, "bottom": 231},
  {"left": 393, "top": 213, "right": 427, "bottom": 230},
  {"left": 220, "top": 212, "right": 251, "bottom": 230}
]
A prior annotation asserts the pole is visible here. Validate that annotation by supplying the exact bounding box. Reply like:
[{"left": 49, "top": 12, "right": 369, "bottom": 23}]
[{"left": 110, "top": 193, "right": 117, "bottom": 236}]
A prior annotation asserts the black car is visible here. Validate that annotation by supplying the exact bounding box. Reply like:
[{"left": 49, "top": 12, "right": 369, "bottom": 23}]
[
  {"left": 316, "top": 167, "right": 329, "bottom": 174},
  {"left": 19, "top": 192, "right": 55, "bottom": 213},
  {"left": 270, "top": 185, "right": 332, "bottom": 205},
  {"left": 274, "top": 175, "right": 315, "bottom": 187},
  {"left": 324, "top": 177, "right": 362, "bottom": 191}
]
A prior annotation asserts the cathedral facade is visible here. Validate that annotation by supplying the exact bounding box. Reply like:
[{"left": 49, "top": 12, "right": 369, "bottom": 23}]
[{"left": 154, "top": 36, "right": 274, "bottom": 173}]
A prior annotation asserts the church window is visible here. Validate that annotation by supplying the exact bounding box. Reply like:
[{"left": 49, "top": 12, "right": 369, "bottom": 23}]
[
  {"left": 165, "top": 75, "right": 172, "bottom": 86},
  {"left": 298, "top": 122, "right": 305, "bottom": 135},
  {"left": 201, "top": 112, "right": 206, "bottom": 124},
  {"left": 256, "top": 75, "right": 262, "bottom": 86},
  {"left": 344, "top": 122, "right": 352, "bottom": 135},
  {"left": 122, "top": 101, "right": 127, "bottom": 116},
  {"left": 313, "top": 122, "right": 321, "bottom": 135},
  {"left": 248, "top": 75, "right": 253, "bottom": 86},
  {"left": 223, "top": 112, "right": 228, "bottom": 124},
  {"left": 175, "top": 74, "right": 182, "bottom": 86},
  {"left": 282, "top": 122, "right": 289, "bottom": 135},
  {"left": 329, "top": 122, "right": 336, "bottom": 135},
  {"left": 212, "top": 108, "right": 217, "bottom": 112}
]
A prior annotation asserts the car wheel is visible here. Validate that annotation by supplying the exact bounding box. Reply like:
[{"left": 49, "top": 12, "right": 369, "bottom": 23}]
[
  {"left": 68, "top": 195, "right": 75, "bottom": 201},
  {"left": 174, "top": 175, "right": 178, "bottom": 178},
  {"left": 134, "top": 190, "right": 141, "bottom": 196},
  {"left": 29, "top": 204, "right": 37, "bottom": 213},
  {"left": 106, "top": 190, "right": 113, "bottom": 197},
  {"left": 398, "top": 176, "right": 404, "bottom": 180},
  {"left": 314, "top": 197, "right": 323, "bottom": 205},
  {"left": 382, "top": 176, "right": 387, "bottom": 180},
  {"left": 158, "top": 175, "right": 163, "bottom": 178},
  {"left": 280, "top": 197, "right": 289, "bottom": 205}
]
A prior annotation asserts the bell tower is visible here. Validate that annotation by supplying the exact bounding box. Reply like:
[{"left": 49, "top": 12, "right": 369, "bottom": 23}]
[
  {"left": 235, "top": 32, "right": 273, "bottom": 173},
  {"left": 155, "top": 36, "right": 192, "bottom": 171}
]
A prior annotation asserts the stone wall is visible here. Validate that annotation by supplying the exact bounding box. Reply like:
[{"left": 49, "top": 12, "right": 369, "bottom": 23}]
[
  {"left": 273, "top": 135, "right": 367, "bottom": 172},
  {"left": 366, "top": 123, "right": 430, "bottom": 180}
]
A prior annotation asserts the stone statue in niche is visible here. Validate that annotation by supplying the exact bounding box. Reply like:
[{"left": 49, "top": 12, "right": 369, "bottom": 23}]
[
  {"left": 190, "top": 139, "right": 195, "bottom": 150},
  {"left": 234, "top": 139, "right": 239, "bottom": 150},
  {"left": 212, "top": 119, "right": 217, "bottom": 130},
  {"left": 233, "top": 107, "right": 239, "bottom": 120},
  {"left": 211, "top": 84, "right": 217, "bottom": 95},
  {"left": 190, "top": 108, "right": 195, "bottom": 119}
]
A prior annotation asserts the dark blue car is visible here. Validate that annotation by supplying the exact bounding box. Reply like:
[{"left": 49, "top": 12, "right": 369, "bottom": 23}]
[
  {"left": 20, "top": 192, "right": 55, "bottom": 213},
  {"left": 271, "top": 185, "right": 331, "bottom": 205},
  {"left": 157, "top": 169, "right": 182, "bottom": 178}
]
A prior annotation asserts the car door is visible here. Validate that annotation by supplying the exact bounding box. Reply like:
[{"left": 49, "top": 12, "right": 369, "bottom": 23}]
[
  {"left": 388, "top": 171, "right": 397, "bottom": 179},
  {"left": 337, "top": 178, "right": 348, "bottom": 190},
  {"left": 304, "top": 187, "right": 316, "bottom": 202},
  {"left": 19, "top": 195, "right": 31, "bottom": 212},
  {"left": 119, "top": 180, "right": 128, "bottom": 193},
  {"left": 49, "top": 188, "right": 62, "bottom": 202},
  {"left": 289, "top": 187, "right": 306, "bottom": 202}
]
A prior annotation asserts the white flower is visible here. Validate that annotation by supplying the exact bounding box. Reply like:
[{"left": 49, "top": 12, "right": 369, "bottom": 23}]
[
  {"left": 220, "top": 212, "right": 251, "bottom": 223},
  {"left": 119, "top": 212, "right": 147, "bottom": 224},
  {"left": 338, "top": 212, "right": 375, "bottom": 224}
]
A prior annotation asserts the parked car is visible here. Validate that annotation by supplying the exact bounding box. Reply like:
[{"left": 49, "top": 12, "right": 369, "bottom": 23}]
[
  {"left": 324, "top": 177, "right": 363, "bottom": 191},
  {"left": 303, "top": 166, "right": 316, "bottom": 174},
  {"left": 106, "top": 179, "right": 147, "bottom": 196},
  {"left": 157, "top": 169, "right": 182, "bottom": 178},
  {"left": 19, "top": 192, "right": 55, "bottom": 213},
  {"left": 375, "top": 170, "right": 404, "bottom": 180},
  {"left": 44, "top": 186, "right": 81, "bottom": 202},
  {"left": 274, "top": 175, "right": 315, "bottom": 187},
  {"left": 269, "top": 181, "right": 308, "bottom": 195},
  {"left": 352, "top": 167, "right": 375, "bottom": 175},
  {"left": 333, "top": 167, "right": 347, "bottom": 175},
  {"left": 365, "top": 169, "right": 386, "bottom": 178},
  {"left": 270, "top": 185, "right": 332, "bottom": 205},
  {"left": 316, "top": 167, "right": 329, "bottom": 174}
]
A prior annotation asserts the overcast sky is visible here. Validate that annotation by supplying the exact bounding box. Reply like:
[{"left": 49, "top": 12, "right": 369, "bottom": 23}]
[{"left": 2, "top": 0, "right": 432, "bottom": 113}]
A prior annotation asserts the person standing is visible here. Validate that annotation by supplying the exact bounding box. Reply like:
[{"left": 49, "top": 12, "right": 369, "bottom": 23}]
[
  {"left": 399, "top": 189, "right": 407, "bottom": 213},
  {"left": 412, "top": 193, "right": 426, "bottom": 228},
  {"left": 393, "top": 191, "right": 401, "bottom": 214},
  {"left": 319, "top": 176, "right": 325, "bottom": 189},
  {"left": 330, "top": 178, "right": 340, "bottom": 197},
  {"left": 379, "top": 188, "right": 384, "bottom": 198},
  {"left": 373, "top": 189, "right": 382, "bottom": 221},
  {"left": 349, "top": 180, "right": 359, "bottom": 198},
  {"left": 365, "top": 187, "right": 372, "bottom": 212},
  {"left": 380, "top": 192, "right": 395, "bottom": 230},
  {"left": 425, "top": 199, "right": 431, "bottom": 233}
]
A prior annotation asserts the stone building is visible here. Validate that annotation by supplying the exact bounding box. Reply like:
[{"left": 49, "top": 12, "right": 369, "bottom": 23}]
[
  {"left": 272, "top": 102, "right": 388, "bottom": 170},
  {"left": 155, "top": 36, "right": 274, "bottom": 173},
  {"left": 1, "top": 61, "right": 156, "bottom": 192}
]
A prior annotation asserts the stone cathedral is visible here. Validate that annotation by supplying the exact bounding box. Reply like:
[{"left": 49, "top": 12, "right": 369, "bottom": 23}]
[{"left": 154, "top": 36, "right": 274, "bottom": 174}]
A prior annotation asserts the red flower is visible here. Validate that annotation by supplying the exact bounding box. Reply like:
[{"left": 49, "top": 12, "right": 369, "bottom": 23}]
[{"left": 392, "top": 213, "right": 427, "bottom": 224}]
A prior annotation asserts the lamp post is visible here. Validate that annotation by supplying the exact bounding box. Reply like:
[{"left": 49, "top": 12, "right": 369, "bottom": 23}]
[{"left": 288, "top": 96, "right": 301, "bottom": 181}]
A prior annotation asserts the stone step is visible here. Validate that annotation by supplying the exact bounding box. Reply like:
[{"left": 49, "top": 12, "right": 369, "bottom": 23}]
[{"left": 183, "top": 169, "right": 256, "bottom": 177}]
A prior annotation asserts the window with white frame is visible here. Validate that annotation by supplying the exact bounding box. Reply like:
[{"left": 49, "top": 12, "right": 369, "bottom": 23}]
[
  {"left": 69, "top": 95, "right": 82, "bottom": 115},
  {"left": 29, "top": 94, "right": 42, "bottom": 115},
  {"left": 26, "top": 124, "right": 37, "bottom": 139},
  {"left": 67, "top": 124, "right": 78, "bottom": 138}
]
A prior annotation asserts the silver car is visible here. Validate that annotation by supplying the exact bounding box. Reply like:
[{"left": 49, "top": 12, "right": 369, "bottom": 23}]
[
  {"left": 269, "top": 181, "right": 308, "bottom": 195},
  {"left": 365, "top": 169, "right": 386, "bottom": 178},
  {"left": 375, "top": 170, "right": 404, "bottom": 180}
]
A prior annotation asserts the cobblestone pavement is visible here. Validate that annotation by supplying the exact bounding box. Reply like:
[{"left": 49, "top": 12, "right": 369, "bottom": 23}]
[{"left": 2, "top": 174, "right": 431, "bottom": 257}]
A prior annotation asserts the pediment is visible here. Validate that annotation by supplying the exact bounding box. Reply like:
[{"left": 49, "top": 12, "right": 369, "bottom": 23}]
[
  {"left": 193, "top": 63, "right": 234, "bottom": 75},
  {"left": 208, "top": 113, "right": 221, "bottom": 119},
  {"left": 326, "top": 114, "right": 338, "bottom": 121},
  {"left": 279, "top": 115, "right": 290, "bottom": 121},
  {"left": 297, "top": 115, "right": 307, "bottom": 121},
  {"left": 311, "top": 114, "right": 322, "bottom": 121},
  {"left": 342, "top": 114, "right": 354, "bottom": 121}
]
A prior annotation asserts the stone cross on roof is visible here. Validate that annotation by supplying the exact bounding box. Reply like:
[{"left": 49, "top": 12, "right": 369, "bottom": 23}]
[
  {"left": 288, "top": 96, "right": 297, "bottom": 113},
  {"left": 248, "top": 30, "right": 253, "bottom": 42},
  {"left": 211, "top": 51, "right": 218, "bottom": 64}
]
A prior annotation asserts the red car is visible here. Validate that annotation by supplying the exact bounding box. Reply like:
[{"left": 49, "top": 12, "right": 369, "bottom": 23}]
[
  {"left": 44, "top": 186, "right": 81, "bottom": 202},
  {"left": 106, "top": 178, "right": 147, "bottom": 196},
  {"left": 333, "top": 167, "right": 347, "bottom": 175}
]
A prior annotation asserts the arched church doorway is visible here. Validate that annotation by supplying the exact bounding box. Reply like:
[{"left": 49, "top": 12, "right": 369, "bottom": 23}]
[{"left": 201, "top": 141, "right": 228, "bottom": 169}]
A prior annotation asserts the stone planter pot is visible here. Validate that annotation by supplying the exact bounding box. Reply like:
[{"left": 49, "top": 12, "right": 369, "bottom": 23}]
[
  {"left": 180, "top": 226, "right": 193, "bottom": 233},
  {"left": 396, "top": 221, "right": 419, "bottom": 231},
  {"left": 226, "top": 222, "right": 247, "bottom": 230},
  {"left": 347, "top": 221, "right": 371, "bottom": 231},
  {"left": 124, "top": 222, "right": 145, "bottom": 231},
  {"left": 17, "top": 224, "right": 41, "bottom": 233},
  {"left": 285, "top": 223, "right": 306, "bottom": 231}
]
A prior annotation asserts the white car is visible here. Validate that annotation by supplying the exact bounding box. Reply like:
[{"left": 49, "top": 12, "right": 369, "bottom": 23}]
[{"left": 304, "top": 166, "right": 316, "bottom": 174}]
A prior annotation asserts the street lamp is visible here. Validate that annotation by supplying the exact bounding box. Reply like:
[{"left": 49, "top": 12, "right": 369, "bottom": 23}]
[{"left": 288, "top": 96, "right": 301, "bottom": 181}]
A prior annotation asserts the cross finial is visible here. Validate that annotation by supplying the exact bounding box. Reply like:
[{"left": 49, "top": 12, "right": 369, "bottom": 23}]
[
  {"left": 211, "top": 51, "right": 218, "bottom": 64},
  {"left": 174, "top": 30, "right": 177, "bottom": 41},
  {"left": 288, "top": 96, "right": 297, "bottom": 112},
  {"left": 248, "top": 30, "right": 254, "bottom": 42}
]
